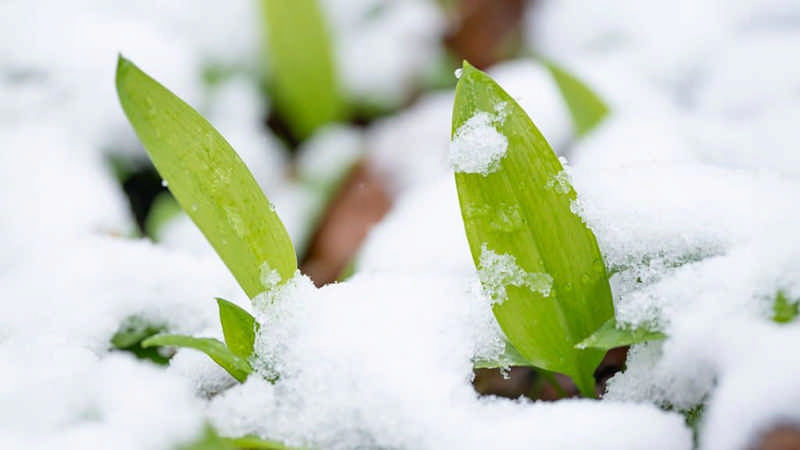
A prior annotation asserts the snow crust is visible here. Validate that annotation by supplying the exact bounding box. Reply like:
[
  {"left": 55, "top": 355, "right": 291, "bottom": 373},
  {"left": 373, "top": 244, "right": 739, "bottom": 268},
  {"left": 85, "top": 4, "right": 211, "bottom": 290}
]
[{"left": 205, "top": 273, "right": 689, "bottom": 450}]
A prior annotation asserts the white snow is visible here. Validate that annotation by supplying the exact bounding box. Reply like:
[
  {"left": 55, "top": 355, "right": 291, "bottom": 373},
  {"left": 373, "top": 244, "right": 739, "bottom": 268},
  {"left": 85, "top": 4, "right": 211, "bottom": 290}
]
[
  {"left": 449, "top": 111, "right": 509, "bottom": 175},
  {"left": 3, "top": 0, "right": 800, "bottom": 448},
  {"left": 205, "top": 272, "right": 690, "bottom": 450},
  {"left": 328, "top": 0, "right": 445, "bottom": 107}
]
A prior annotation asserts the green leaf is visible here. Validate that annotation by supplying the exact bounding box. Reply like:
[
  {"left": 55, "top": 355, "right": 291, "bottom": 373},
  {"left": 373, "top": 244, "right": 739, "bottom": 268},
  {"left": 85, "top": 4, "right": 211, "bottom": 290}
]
[
  {"left": 773, "top": 290, "right": 799, "bottom": 324},
  {"left": 178, "top": 425, "right": 300, "bottom": 450},
  {"left": 116, "top": 56, "right": 297, "bottom": 299},
  {"left": 260, "top": 0, "right": 344, "bottom": 139},
  {"left": 111, "top": 317, "right": 170, "bottom": 365},
  {"left": 145, "top": 191, "right": 183, "bottom": 241},
  {"left": 224, "top": 436, "right": 297, "bottom": 450},
  {"left": 544, "top": 59, "right": 609, "bottom": 137},
  {"left": 576, "top": 317, "right": 666, "bottom": 351},
  {"left": 177, "top": 425, "right": 236, "bottom": 450},
  {"left": 473, "top": 340, "right": 531, "bottom": 369},
  {"left": 217, "top": 298, "right": 260, "bottom": 359},
  {"left": 452, "top": 61, "right": 614, "bottom": 397},
  {"left": 142, "top": 334, "right": 253, "bottom": 382}
]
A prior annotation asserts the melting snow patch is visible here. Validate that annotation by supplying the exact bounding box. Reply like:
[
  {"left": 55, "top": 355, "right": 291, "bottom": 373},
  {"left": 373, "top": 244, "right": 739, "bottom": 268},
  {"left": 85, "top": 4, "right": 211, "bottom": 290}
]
[
  {"left": 544, "top": 169, "right": 573, "bottom": 194},
  {"left": 449, "top": 111, "right": 509, "bottom": 176},
  {"left": 478, "top": 243, "right": 553, "bottom": 304}
]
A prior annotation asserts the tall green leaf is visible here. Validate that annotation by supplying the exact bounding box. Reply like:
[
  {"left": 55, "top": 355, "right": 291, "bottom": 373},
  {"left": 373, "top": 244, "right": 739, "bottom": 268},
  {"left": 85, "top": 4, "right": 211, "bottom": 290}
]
[
  {"left": 116, "top": 56, "right": 296, "bottom": 298},
  {"left": 544, "top": 60, "right": 609, "bottom": 137},
  {"left": 452, "top": 62, "right": 614, "bottom": 397},
  {"left": 260, "top": 0, "right": 344, "bottom": 139},
  {"left": 576, "top": 317, "right": 665, "bottom": 351},
  {"left": 142, "top": 334, "right": 253, "bottom": 382},
  {"left": 217, "top": 298, "right": 260, "bottom": 359}
]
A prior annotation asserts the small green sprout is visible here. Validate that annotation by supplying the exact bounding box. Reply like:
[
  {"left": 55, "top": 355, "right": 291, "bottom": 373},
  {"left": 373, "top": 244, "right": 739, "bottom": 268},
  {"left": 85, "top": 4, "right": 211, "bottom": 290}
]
[
  {"left": 452, "top": 62, "right": 614, "bottom": 397},
  {"left": 142, "top": 298, "right": 261, "bottom": 383},
  {"left": 111, "top": 317, "right": 169, "bottom": 365},
  {"left": 116, "top": 56, "right": 298, "bottom": 385},
  {"left": 142, "top": 333, "right": 253, "bottom": 382}
]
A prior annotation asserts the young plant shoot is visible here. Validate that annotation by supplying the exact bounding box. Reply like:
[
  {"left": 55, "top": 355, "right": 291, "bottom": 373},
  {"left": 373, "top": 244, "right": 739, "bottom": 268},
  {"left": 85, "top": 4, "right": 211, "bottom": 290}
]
[
  {"left": 451, "top": 62, "right": 614, "bottom": 397},
  {"left": 116, "top": 55, "right": 297, "bottom": 299},
  {"left": 116, "top": 56, "right": 295, "bottom": 384}
]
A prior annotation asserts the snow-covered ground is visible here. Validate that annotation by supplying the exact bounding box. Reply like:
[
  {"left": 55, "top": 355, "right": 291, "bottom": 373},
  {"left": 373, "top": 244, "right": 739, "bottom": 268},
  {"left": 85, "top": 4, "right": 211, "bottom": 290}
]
[{"left": 1, "top": 0, "right": 799, "bottom": 448}]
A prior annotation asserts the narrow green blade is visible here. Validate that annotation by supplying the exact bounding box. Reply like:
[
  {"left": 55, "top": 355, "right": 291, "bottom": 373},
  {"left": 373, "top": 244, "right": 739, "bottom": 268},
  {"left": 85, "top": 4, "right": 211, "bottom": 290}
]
[
  {"left": 452, "top": 62, "right": 614, "bottom": 397},
  {"left": 260, "top": 0, "right": 344, "bottom": 139},
  {"left": 544, "top": 60, "right": 609, "bottom": 136},
  {"left": 217, "top": 298, "right": 260, "bottom": 359},
  {"left": 116, "top": 56, "right": 297, "bottom": 299},
  {"left": 142, "top": 334, "right": 252, "bottom": 382},
  {"left": 576, "top": 317, "right": 665, "bottom": 351}
]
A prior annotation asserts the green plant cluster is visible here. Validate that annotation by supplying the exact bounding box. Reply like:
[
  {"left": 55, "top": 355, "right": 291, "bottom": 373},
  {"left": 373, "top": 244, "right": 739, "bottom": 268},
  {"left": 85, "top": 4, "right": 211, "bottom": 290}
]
[{"left": 115, "top": 18, "right": 799, "bottom": 442}]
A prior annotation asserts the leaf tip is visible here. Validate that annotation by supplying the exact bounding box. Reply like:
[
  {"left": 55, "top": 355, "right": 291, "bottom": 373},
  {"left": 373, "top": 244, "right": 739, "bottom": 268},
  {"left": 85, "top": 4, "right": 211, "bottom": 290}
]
[
  {"left": 460, "top": 60, "right": 479, "bottom": 77},
  {"left": 115, "top": 54, "right": 139, "bottom": 102},
  {"left": 116, "top": 54, "right": 133, "bottom": 80}
]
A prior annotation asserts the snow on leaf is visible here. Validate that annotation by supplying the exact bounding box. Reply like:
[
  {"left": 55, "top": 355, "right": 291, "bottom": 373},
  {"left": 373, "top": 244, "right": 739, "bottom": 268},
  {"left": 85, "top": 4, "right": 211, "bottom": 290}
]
[
  {"left": 449, "top": 109, "right": 509, "bottom": 175},
  {"left": 478, "top": 243, "right": 553, "bottom": 305},
  {"left": 473, "top": 339, "right": 531, "bottom": 369},
  {"left": 452, "top": 61, "right": 614, "bottom": 397}
]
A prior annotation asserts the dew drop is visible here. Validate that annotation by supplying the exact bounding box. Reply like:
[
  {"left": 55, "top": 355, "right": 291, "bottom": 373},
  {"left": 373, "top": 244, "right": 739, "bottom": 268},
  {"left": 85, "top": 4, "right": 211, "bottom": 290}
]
[
  {"left": 161, "top": 180, "right": 168, "bottom": 187},
  {"left": 454, "top": 68, "right": 463, "bottom": 79}
]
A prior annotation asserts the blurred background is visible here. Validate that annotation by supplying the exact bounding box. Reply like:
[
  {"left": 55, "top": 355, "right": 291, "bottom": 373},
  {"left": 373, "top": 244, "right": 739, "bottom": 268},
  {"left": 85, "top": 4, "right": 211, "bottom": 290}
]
[{"left": 3, "top": 0, "right": 800, "bottom": 411}]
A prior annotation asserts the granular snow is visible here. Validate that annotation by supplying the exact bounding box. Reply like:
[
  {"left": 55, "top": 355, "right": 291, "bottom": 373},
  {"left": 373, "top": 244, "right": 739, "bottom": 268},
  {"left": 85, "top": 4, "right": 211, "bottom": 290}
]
[{"left": 449, "top": 111, "right": 509, "bottom": 175}]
